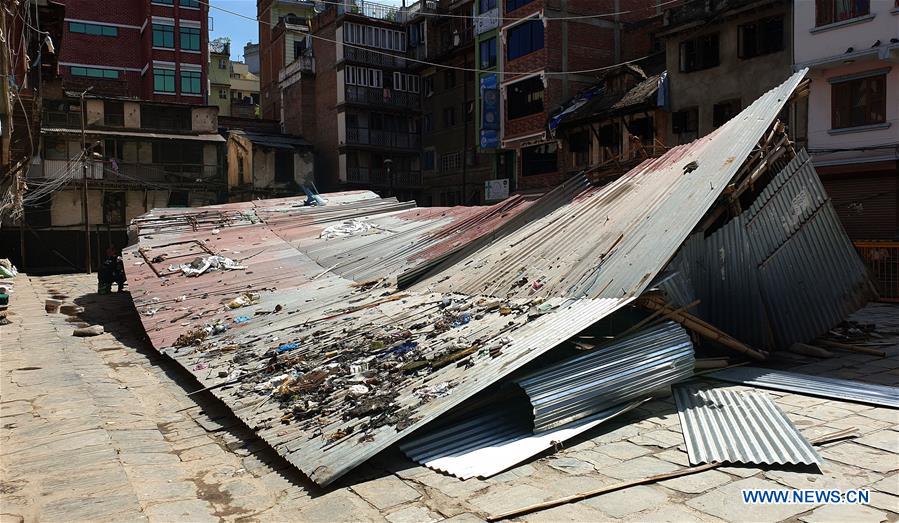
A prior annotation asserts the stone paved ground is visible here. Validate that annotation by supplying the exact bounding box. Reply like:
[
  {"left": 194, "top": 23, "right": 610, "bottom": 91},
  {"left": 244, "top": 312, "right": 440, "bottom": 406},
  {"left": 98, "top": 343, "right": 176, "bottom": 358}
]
[{"left": 1, "top": 274, "right": 898, "bottom": 522}]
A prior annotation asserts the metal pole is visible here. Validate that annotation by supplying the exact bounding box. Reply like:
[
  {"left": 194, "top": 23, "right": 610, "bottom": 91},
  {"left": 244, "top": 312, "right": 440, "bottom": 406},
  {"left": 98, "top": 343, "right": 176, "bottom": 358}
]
[{"left": 80, "top": 88, "right": 92, "bottom": 273}]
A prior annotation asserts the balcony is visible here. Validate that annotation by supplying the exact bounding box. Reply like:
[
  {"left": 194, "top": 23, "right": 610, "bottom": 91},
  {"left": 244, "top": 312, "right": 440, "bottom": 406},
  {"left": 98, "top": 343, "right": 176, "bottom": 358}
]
[
  {"left": 344, "top": 85, "right": 420, "bottom": 110},
  {"left": 37, "top": 159, "right": 221, "bottom": 184},
  {"left": 346, "top": 166, "right": 422, "bottom": 187},
  {"left": 338, "top": 0, "right": 408, "bottom": 23},
  {"left": 345, "top": 127, "right": 421, "bottom": 150},
  {"left": 342, "top": 46, "right": 407, "bottom": 69}
]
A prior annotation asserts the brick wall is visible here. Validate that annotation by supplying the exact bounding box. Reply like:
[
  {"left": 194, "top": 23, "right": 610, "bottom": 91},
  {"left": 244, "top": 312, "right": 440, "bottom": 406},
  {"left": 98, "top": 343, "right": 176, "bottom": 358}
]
[{"left": 311, "top": 21, "right": 338, "bottom": 190}]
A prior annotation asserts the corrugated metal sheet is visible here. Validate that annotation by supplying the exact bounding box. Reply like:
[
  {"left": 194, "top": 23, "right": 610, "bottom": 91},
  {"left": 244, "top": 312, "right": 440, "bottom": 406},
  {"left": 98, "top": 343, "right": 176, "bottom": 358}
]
[
  {"left": 517, "top": 321, "right": 694, "bottom": 433},
  {"left": 709, "top": 367, "right": 899, "bottom": 408},
  {"left": 660, "top": 149, "right": 875, "bottom": 349},
  {"left": 674, "top": 385, "right": 821, "bottom": 466},
  {"left": 124, "top": 71, "right": 810, "bottom": 486},
  {"left": 414, "top": 70, "right": 810, "bottom": 301},
  {"left": 399, "top": 400, "right": 644, "bottom": 480}
]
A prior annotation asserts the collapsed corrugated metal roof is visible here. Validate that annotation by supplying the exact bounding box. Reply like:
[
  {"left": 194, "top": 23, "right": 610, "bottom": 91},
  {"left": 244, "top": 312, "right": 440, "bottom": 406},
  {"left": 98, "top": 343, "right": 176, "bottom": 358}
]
[
  {"left": 709, "top": 367, "right": 899, "bottom": 408},
  {"left": 233, "top": 130, "right": 312, "bottom": 150},
  {"left": 660, "top": 149, "right": 876, "bottom": 349},
  {"left": 674, "top": 385, "right": 821, "bottom": 467},
  {"left": 124, "top": 71, "right": 818, "bottom": 486}
]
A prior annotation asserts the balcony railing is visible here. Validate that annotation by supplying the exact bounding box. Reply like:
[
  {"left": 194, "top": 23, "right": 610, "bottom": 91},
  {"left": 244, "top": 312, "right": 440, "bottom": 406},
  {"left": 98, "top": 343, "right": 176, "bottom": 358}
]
[
  {"left": 343, "top": 46, "right": 407, "bottom": 69},
  {"left": 338, "top": 0, "right": 407, "bottom": 22},
  {"left": 346, "top": 166, "right": 422, "bottom": 187},
  {"left": 344, "top": 85, "right": 420, "bottom": 110},
  {"left": 37, "top": 159, "right": 220, "bottom": 183},
  {"left": 345, "top": 127, "right": 420, "bottom": 150}
]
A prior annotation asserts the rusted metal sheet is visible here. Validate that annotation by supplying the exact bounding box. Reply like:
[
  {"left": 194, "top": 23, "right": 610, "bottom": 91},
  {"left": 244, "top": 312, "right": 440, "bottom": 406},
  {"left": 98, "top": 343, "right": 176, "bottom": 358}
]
[{"left": 124, "top": 71, "right": 810, "bottom": 486}]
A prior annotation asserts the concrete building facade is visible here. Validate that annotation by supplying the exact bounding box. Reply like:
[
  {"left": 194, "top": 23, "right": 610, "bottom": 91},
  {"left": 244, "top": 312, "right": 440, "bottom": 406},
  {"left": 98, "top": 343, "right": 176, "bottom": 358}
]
[
  {"left": 659, "top": 0, "right": 793, "bottom": 146},
  {"left": 58, "top": 0, "right": 209, "bottom": 103},
  {"left": 258, "top": 0, "right": 316, "bottom": 120},
  {"left": 793, "top": 0, "right": 898, "bottom": 240}
]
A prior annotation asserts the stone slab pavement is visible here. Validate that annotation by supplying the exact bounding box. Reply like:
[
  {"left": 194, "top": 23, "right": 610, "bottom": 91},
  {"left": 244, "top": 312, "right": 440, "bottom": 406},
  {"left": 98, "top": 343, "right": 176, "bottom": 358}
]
[{"left": 1, "top": 274, "right": 898, "bottom": 522}]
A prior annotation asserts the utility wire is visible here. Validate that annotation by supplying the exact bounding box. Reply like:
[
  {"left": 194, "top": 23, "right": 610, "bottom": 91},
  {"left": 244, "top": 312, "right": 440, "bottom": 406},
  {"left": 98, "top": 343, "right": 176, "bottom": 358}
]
[{"left": 200, "top": 0, "right": 663, "bottom": 76}]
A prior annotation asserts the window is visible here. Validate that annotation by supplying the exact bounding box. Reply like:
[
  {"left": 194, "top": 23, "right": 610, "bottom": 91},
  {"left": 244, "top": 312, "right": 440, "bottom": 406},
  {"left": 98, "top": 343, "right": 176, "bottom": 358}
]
[
  {"left": 153, "top": 68, "right": 176, "bottom": 93},
  {"left": 152, "top": 142, "right": 202, "bottom": 164},
  {"left": 679, "top": 33, "right": 719, "bottom": 72},
  {"left": 275, "top": 150, "right": 294, "bottom": 183},
  {"left": 219, "top": 88, "right": 227, "bottom": 99},
  {"left": 141, "top": 105, "right": 191, "bottom": 129},
  {"left": 423, "top": 113, "right": 433, "bottom": 132},
  {"left": 180, "top": 0, "right": 200, "bottom": 7},
  {"left": 627, "top": 116, "right": 654, "bottom": 141},
  {"left": 521, "top": 143, "right": 557, "bottom": 177},
  {"left": 152, "top": 23, "right": 175, "bottom": 48},
  {"left": 480, "top": 37, "right": 497, "bottom": 69},
  {"left": 443, "top": 106, "right": 456, "bottom": 127},
  {"left": 104, "top": 101, "right": 124, "bottom": 127},
  {"left": 506, "top": 0, "right": 535, "bottom": 12},
  {"left": 393, "top": 72, "right": 420, "bottom": 93},
  {"left": 423, "top": 75, "right": 434, "bottom": 97},
  {"left": 831, "top": 73, "right": 886, "bottom": 129},
  {"left": 168, "top": 191, "right": 189, "bottom": 207},
  {"left": 181, "top": 70, "right": 201, "bottom": 95},
  {"left": 507, "top": 20, "right": 544, "bottom": 60},
  {"left": 738, "top": 17, "right": 784, "bottom": 59},
  {"left": 153, "top": 0, "right": 174, "bottom": 5},
  {"left": 672, "top": 107, "right": 699, "bottom": 143},
  {"left": 569, "top": 130, "right": 590, "bottom": 166},
  {"left": 507, "top": 76, "right": 544, "bottom": 119},
  {"left": 70, "top": 66, "right": 119, "bottom": 79},
  {"left": 103, "top": 192, "right": 126, "bottom": 226},
  {"left": 345, "top": 66, "right": 382, "bottom": 88},
  {"left": 180, "top": 27, "right": 200, "bottom": 51},
  {"left": 218, "top": 58, "right": 227, "bottom": 69},
  {"left": 816, "top": 0, "right": 870, "bottom": 26},
  {"left": 440, "top": 151, "right": 462, "bottom": 173},
  {"left": 423, "top": 149, "right": 435, "bottom": 171},
  {"left": 343, "top": 22, "right": 406, "bottom": 52},
  {"left": 713, "top": 99, "right": 741, "bottom": 128},
  {"left": 480, "top": 0, "right": 497, "bottom": 12},
  {"left": 445, "top": 69, "right": 456, "bottom": 89},
  {"left": 69, "top": 22, "right": 118, "bottom": 37}
]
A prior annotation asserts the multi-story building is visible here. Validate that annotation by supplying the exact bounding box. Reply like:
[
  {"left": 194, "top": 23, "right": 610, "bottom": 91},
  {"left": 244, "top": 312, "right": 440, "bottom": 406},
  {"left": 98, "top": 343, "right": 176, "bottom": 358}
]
[
  {"left": 244, "top": 42, "right": 261, "bottom": 75},
  {"left": 659, "top": 0, "right": 793, "bottom": 147},
  {"left": 58, "top": 0, "right": 209, "bottom": 103},
  {"left": 27, "top": 95, "right": 224, "bottom": 271},
  {"left": 258, "top": 0, "right": 316, "bottom": 120},
  {"left": 794, "top": 0, "right": 898, "bottom": 241},
  {"left": 498, "top": 0, "right": 666, "bottom": 191},
  {"left": 209, "top": 38, "right": 233, "bottom": 116},
  {"left": 411, "top": 0, "right": 494, "bottom": 206},
  {"left": 279, "top": 1, "right": 423, "bottom": 197},
  {"left": 229, "top": 62, "right": 261, "bottom": 118}
]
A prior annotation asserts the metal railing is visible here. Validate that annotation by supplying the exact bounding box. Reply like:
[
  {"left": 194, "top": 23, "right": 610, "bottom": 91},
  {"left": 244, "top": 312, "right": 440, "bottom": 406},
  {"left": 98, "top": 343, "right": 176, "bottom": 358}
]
[
  {"left": 343, "top": 46, "right": 407, "bottom": 68},
  {"left": 344, "top": 84, "right": 420, "bottom": 109},
  {"left": 345, "top": 127, "right": 420, "bottom": 150},
  {"left": 338, "top": 0, "right": 408, "bottom": 22},
  {"left": 855, "top": 241, "right": 899, "bottom": 302},
  {"left": 346, "top": 166, "right": 422, "bottom": 187}
]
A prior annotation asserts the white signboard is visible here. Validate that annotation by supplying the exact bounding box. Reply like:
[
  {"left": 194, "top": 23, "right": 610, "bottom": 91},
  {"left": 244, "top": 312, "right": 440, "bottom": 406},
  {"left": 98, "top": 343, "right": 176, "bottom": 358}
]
[{"left": 485, "top": 179, "right": 510, "bottom": 201}]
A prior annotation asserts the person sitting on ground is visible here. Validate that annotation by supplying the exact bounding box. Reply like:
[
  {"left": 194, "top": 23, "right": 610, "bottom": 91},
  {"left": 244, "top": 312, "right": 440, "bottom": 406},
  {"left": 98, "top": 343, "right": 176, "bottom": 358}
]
[{"left": 98, "top": 246, "right": 127, "bottom": 294}]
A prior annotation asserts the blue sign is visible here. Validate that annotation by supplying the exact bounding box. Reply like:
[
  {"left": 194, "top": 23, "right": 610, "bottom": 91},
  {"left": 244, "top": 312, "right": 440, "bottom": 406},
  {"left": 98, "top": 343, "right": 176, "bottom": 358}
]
[{"left": 480, "top": 74, "right": 499, "bottom": 149}]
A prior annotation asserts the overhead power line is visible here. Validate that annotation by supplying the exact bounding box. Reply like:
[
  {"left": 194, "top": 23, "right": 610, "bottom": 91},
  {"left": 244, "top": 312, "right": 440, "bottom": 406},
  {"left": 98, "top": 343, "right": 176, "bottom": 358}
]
[{"left": 200, "top": 0, "right": 665, "bottom": 76}]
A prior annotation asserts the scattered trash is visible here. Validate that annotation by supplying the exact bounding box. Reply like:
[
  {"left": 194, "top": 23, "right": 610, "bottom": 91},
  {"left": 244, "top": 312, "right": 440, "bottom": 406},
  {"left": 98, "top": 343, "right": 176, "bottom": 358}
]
[
  {"left": 194, "top": 362, "right": 209, "bottom": 371},
  {"left": 348, "top": 384, "right": 370, "bottom": 396},
  {"left": 227, "top": 292, "right": 260, "bottom": 309},
  {"left": 234, "top": 316, "right": 251, "bottom": 324},
  {"left": 319, "top": 219, "right": 373, "bottom": 239},
  {"left": 170, "top": 255, "right": 247, "bottom": 277},
  {"left": 277, "top": 342, "right": 300, "bottom": 354},
  {"left": 73, "top": 325, "right": 104, "bottom": 337},
  {"left": 174, "top": 327, "right": 209, "bottom": 347}
]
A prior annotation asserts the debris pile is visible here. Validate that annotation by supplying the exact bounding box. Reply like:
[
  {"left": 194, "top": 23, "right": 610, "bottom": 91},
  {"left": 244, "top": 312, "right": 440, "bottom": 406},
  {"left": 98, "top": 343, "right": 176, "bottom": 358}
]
[{"left": 169, "top": 255, "right": 246, "bottom": 277}]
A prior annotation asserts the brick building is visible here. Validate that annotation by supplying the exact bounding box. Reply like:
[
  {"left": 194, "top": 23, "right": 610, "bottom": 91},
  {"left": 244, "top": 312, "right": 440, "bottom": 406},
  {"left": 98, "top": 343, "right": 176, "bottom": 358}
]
[
  {"left": 58, "top": 0, "right": 209, "bottom": 103},
  {"left": 258, "top": 0, "right": 316, "bottom": 120},
  {"left": 411, "top": 0, "right": 495, "bottom": 206},
  {"left": 498, "top": 0, "right": 670, "bottom": 191}
]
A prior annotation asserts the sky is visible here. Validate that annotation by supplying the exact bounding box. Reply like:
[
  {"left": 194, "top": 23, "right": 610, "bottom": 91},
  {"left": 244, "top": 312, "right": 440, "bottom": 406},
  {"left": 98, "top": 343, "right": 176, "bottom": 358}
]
[{"left": 209, "top": 0, "right": 404, "bottom": 61}]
